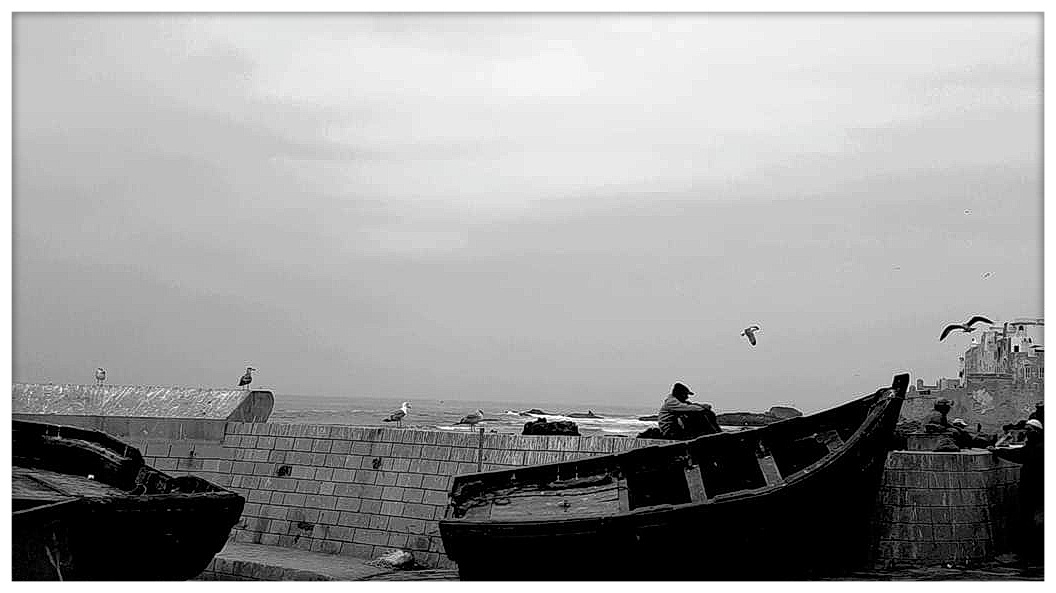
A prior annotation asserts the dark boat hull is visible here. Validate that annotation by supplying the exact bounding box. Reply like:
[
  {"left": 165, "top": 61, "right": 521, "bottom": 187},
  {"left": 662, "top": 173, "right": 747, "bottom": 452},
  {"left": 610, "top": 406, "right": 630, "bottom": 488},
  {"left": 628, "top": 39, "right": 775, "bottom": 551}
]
[
  {"left": 440, "top": 375, "right": 908, "bottom": 580},
  {"left": 12, "top": 420, "right": 244, "bottom": 581}
]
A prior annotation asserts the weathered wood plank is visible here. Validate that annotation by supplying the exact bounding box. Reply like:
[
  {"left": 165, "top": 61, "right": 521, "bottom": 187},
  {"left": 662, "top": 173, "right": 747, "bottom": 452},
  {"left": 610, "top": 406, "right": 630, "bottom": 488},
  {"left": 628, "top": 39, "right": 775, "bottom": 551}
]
[
  {"left": 489, "top": 485, "right": 620, "bottom": 519},
  {"left": 757, "top": 455, "right": 784, "bottom": 486},
  {"left": 684, "top": 465, "right": 708, "bottom": 502}
]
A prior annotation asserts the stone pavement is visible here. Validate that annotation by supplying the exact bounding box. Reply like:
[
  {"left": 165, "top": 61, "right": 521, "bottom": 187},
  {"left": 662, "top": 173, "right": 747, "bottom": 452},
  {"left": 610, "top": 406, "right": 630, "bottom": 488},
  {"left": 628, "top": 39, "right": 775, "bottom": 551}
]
[
  {"left": 194, "top": 541, "right": 459, "bottom": 581},
  {"left": 196, "top": 541, "right": 1041, "bottom": 582}
]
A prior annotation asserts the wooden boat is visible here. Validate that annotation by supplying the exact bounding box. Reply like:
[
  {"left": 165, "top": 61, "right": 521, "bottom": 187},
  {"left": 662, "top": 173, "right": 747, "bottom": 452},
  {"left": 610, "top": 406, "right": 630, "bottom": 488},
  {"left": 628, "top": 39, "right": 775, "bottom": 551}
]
[
  {"left": 439, "top": 374, "right": 909, "bottom": 580},
  {"left": 12, "top": 420, "right": 244, "bottom": 580}
]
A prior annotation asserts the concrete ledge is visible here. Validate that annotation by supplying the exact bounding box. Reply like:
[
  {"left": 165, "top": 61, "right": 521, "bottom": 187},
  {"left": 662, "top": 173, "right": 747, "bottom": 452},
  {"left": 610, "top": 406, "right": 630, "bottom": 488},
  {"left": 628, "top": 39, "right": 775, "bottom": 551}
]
[
  {"left": 13, "top": 383, "right": 273, "bottom": 422},
  {"left": 195, "top": 541, "right": 404, "bottom": 581}
]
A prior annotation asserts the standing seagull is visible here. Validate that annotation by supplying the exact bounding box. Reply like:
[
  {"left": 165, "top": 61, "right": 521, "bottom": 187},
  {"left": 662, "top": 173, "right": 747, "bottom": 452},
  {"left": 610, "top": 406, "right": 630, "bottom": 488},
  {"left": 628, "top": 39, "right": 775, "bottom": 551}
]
[
  {"left": 238, "top": 367, "right": 256, "bottom": 389},
  {"left": 383, "top": 402, "right": 410, "bottom": 427},
  {"left": 95, "top": 367, "right": 106, "bottom": 385},
  {"left": 740, "top": 325, "right": 761, "bottom": 346},
  {"left": 457, "top": 409, "right": 485, "bottom": 426},
  {"left": 939, "top": 316, "right": 995, "bottom": 342}
]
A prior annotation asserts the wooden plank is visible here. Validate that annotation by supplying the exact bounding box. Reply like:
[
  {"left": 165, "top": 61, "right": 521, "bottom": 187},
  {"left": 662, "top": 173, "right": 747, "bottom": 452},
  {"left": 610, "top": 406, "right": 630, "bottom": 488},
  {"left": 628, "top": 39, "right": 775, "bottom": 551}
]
[
  {"left": 489, "top": 484, "right": 620, "bottom": 520},
  {"left": 757, "top": 455, "right": 784, "bottom": 486},
  {"left": 684, "top": 465, "right": 708, "bottom": 502},
  {"left": 617, "top": 477, "right": 630, "bottom": 512}
]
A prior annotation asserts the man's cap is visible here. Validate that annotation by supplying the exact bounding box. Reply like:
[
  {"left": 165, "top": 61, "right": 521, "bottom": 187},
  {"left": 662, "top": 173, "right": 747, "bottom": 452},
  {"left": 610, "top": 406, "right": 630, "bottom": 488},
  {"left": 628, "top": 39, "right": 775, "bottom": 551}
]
[
  {"left": 672, "top": 382, "right": 694, "bottom": 396},
  {"left": 935, "top": 398, "right": 953, "bottom": 406},
  {"left": 1026, "top": 419, "right": 1043, "bottom": 430},
  {"left": 951, "top": 418, "right": 968, "bottom": 428}
]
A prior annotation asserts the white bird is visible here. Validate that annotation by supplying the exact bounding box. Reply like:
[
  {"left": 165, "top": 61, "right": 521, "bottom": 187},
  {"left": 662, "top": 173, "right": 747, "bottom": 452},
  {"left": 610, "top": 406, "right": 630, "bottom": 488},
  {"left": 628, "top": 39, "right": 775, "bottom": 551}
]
[
  {"left": 95, "top": 367, "right": 106, "bottom": 385},
  {"left": 383, "top": 402, "right": 410, "bottom": 427},
  {"left": 741, "top": 325, "right": 761, "bottom": 346},
  {"left": 238, "top": 367, "right": 256, "bottom": 389},
  {"left": 457, "top": 409, "right": 485, "bottom": 425}
]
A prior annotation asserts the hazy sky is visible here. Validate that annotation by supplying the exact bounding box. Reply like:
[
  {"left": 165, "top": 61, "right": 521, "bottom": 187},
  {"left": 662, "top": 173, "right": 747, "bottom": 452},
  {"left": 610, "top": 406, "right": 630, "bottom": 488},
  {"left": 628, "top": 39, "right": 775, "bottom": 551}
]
[{"left": 12, "top": 13, "right": 1042, "bottom": 412}]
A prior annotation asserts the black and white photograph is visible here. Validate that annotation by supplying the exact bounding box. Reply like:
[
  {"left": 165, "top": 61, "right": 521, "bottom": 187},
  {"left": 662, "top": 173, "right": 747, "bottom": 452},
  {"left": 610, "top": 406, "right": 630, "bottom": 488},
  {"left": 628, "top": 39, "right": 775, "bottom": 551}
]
[{"left": 7, "top": 8, "right": 1046, "bottom": 582}]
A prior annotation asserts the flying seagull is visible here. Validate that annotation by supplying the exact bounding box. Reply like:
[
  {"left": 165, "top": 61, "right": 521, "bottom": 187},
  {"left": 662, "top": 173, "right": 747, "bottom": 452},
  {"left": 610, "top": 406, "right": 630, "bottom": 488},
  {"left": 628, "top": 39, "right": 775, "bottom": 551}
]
[
  {"left": 95, "top": 367, "right": 106, "bottom": 385},
  {"left": 939, "top": 316, "right": 995, "bottom": 342},
  {"left": 457, "top": 409, "right": 485, "bottom": 426},
  {"left": 238, "top": 367, "right": 256, "bottom": 389},
  {"left": 383, "top": 402, "right": 410, "bottom": 427},
  {"left": 741, "top": 325, "right": 761, "bottom": 346}
]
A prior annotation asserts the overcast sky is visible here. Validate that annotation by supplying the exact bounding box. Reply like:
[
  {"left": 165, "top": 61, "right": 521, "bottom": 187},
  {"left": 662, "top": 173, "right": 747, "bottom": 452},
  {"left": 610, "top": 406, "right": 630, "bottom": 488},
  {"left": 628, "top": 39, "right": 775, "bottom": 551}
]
[{"left": 12, "top": 13, "right": 1042, "bottom": 412}]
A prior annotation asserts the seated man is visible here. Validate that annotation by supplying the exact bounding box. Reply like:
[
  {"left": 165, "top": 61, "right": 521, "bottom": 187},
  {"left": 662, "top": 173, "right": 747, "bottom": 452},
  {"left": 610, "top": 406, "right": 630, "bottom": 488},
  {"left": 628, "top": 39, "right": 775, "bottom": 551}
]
[
  {"left": 924, "top": 398, "right": 972, "bottom": 449},
  {"left": 658, "top": 382, "right": 721, "bottom": 440}
]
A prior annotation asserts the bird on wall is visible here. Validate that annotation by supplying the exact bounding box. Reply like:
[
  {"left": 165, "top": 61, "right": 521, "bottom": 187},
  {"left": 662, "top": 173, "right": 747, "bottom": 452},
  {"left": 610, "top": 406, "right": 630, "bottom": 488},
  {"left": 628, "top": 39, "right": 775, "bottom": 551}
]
[
  {"left": 741, "top": 325, "right": 761, "bottom": 346},
  {"left": 383, "top": 402, "right": 410, "bottom": 427},
  {"left": 939, "top": 316, "right": 995, "bottom": 342},
  {"left": 457, "top": 409, "right": 485, "bottom": 426},
  {"left": 238, "top": 367, "right": 256, "bottom": 389},
  {"left": 95, "top": 367, "right": 106, "bottom": 385}
]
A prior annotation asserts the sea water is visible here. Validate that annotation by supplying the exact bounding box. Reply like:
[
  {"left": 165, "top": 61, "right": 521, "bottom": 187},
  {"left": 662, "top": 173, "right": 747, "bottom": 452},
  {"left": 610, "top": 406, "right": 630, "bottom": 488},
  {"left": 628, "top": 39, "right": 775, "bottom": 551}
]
[{"left": 269, "top": 393, "right": 669, "bottom": 437}]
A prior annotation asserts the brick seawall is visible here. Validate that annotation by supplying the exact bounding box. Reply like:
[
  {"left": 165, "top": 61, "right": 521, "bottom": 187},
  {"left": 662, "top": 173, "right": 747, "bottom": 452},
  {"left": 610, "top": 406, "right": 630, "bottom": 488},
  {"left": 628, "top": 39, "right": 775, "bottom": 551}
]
[
  {"left": 21, "top": 414, "right": 1026, "bottom": 572},
  {"left": 125, "top": 422, "right": 659, "bottom": 569}
]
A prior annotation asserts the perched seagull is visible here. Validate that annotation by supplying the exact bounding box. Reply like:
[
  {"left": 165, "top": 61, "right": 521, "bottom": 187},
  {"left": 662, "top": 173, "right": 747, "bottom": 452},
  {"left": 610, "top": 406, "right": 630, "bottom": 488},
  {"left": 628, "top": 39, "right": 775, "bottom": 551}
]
[
  {"left": 238, "top": 367, "right": 256, "bottom": 389},
  {"left": 740, "top": 325, "right": 761, "bottom": 346},
  {"left": 939, "top": 316, "right": 995, "bottom": 342},
  {"left": 95, "top": 367, "right": 106, "bottom": 385},
  {"left": 383, "top": 402, "right": 410, "bottom": 427},
  {"left": 457, "top": 409, "right": 485, "bottom": 426}
]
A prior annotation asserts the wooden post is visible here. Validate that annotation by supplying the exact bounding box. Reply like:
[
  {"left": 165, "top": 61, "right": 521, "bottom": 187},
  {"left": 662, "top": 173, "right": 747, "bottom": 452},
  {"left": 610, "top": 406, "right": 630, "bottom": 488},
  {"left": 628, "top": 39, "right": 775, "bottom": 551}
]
[{"left": 477, "top": 427, "right": 485, "bottom": 472}]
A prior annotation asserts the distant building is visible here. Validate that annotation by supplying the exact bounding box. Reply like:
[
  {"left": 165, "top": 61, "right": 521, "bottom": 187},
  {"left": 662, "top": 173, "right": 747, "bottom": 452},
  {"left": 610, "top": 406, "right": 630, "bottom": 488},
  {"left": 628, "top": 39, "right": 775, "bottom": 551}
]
[{"left": 904, "top": 317, "right": 1044, "bottom": 431}]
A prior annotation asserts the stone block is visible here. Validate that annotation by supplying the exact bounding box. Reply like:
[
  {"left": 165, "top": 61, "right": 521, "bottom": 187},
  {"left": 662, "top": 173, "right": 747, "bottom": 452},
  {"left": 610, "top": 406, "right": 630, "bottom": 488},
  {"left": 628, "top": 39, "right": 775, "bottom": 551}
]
[
  {"left": 335, "top": 496, "right": 361, "bottom": 513},
  {"left": 311, "top": 439, "right": 333, "bottom": 453},
  {"left": 360, "top": 499, "right": 383, "bottom": 514},
  {"left": 295, "top": 480, "right": 320, "bottom": 495},
  {"left": 423, "top": 489, "right": 448, "bottom": 506},
  {"left": 354, "top": 469, "right": 378, "bottom": 485},
  {"left": 284, "top": 493, "right": 307, "bottom": 507},
  {"left": 340, "top": 542, "right": 374, "bottom": 559},
  {"left": 287, "top": 451, "right": 313, "bottom": 465},
  {"left": 353, "top": 529, "right": 389, "bottom": 546},
  {"left": 328, "top": 525, "right": 353, "bottom": 542},
  {"left": 338, "top": 512, "right": 370, "bottom": 528},
  {"left": 387, "top": 533, "right": 409, "bottom": 548},
  {"left": 402, "top": 488, "right": 426, "bottom": 504},
  {"left": 421, "top": 475, "right": 450, "bottom": 491}
]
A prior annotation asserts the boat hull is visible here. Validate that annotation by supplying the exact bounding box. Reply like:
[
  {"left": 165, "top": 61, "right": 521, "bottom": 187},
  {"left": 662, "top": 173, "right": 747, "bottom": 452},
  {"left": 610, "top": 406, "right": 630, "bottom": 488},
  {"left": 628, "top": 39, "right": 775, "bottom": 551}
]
[
  {"left": 439, "top": 375, "right": 908, "bottom": 580},
  {"left": 12, "top": 420, "right": 244, "bottom": 581}
]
